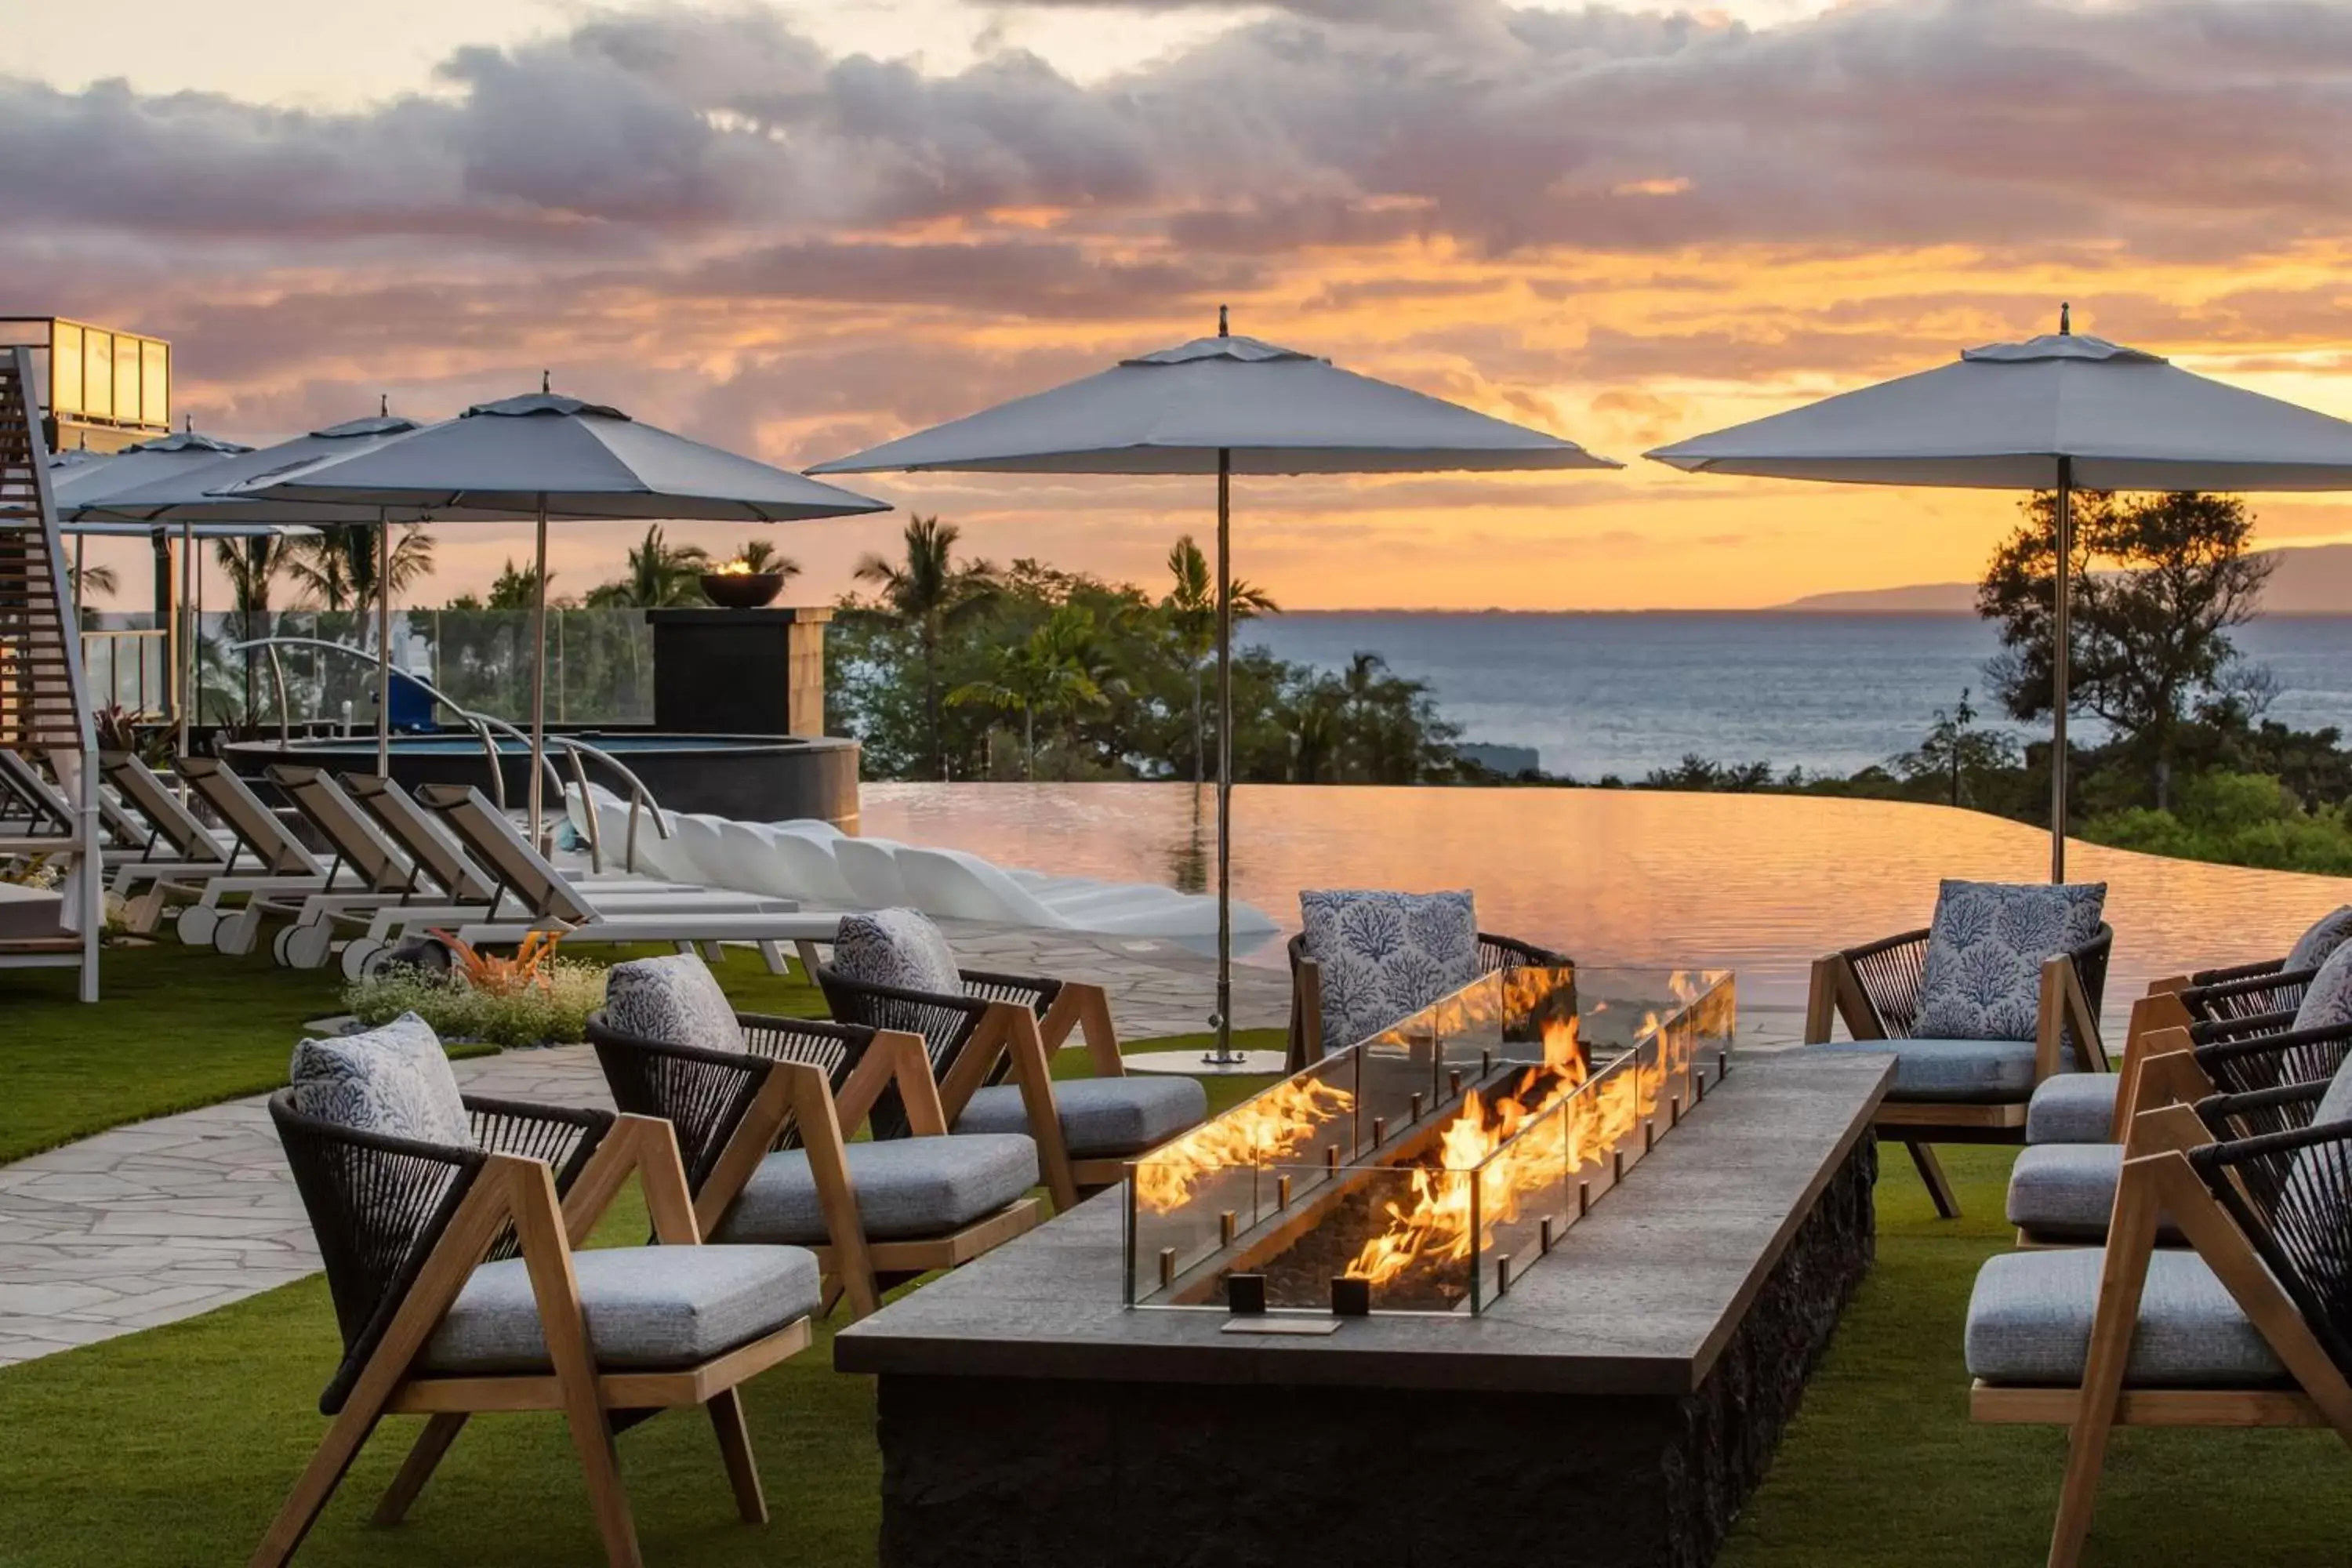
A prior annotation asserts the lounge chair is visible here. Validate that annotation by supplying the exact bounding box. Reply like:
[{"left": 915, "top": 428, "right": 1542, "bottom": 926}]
[
  {"left": 1966, "top": 1074, "right": 2352, "bottom": 1568},
  {"left": 256, "top": 1015, "right": 818, "bottom": 1567},
  {"left": 98, "top": 751, "right": 239, "bottom": 931},
  {"left": 832, "top": 837, "right": 912, "bottom": 907},
  {"left": 1287, "top": 890, "right": 1571, "bottom": 1071},
  {"left": 2006, "top": 945, "right": 2352, "bottom": 1246},
  {"left": 587, "top": 952, "right": 1046, "bottom": 1319},
  {"left": 1804, "top": 879, "right": 2113, "bottom": 1218},
  {"left": 2028, "top": 905, "right": 2352, "bottom": 1149},
  {"left": 408, "top": 782, "right": 838, "bottom": 977},
  {"left": 170, "top": 756, "right": 408, "bottom": 956},
  {"left": 0, "top": 746, "right": 80, "bottom": 849},
  {"left": 813, "top": 909, "right": 1207, "bottom": 1211}
]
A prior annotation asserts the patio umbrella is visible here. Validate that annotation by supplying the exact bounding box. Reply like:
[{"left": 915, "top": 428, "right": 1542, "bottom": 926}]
[
  {"left": 811, "top": 310, "right": 1620, "bottom": 1069},
  {"left": 1646, "top": 306, "right": 2352, "bottom": 880},
  {"left": 53, "top": 430, "right": 260, "bottom": 752},
  {"left": 85, "top": 410, "right": 438, "bottom": 770},
  {"left": 230, "top": 387, "right": 891, "bottom": 839}
]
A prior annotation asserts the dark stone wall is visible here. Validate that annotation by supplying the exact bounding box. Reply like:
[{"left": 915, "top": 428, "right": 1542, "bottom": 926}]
[{"left": 871, "top": 1134, "right": 1878, "bottom": 1568}]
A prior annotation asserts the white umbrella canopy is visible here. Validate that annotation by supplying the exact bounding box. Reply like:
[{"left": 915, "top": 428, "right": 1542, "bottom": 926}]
[
  {"left": 812, "top": 313, "right": 1621, "bottom": 1069},
  {"left": 232, "top": 388, "right": 893, "bottom": 837},
  {"left": 1646, "top": 310, "right": 2352, "bottom": 878}
]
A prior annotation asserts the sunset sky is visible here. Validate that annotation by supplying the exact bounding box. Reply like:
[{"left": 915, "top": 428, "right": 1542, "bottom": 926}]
[{"left": 9, "top": 0, "right": 2352, "bottom": 611}]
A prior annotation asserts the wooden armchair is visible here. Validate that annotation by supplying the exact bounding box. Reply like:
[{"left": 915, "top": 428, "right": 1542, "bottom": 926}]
[
  {"left": 1804, "top": 923, "right": 2113, "bottom": 1218},
  {"left": 2009, "top": 1014, "right": 2352, "bottom": 1246},
  {"left": 1287, "top": 930, "right": 1570, "bottom": 1071},
  {"left": 587, "top": 1011, "right": 1046, "bottom": 1319},
  {"left": 256, "top": 1093, "right": 819, "bottom": 1568},
  {"left": 815, "top": 960, "right": 1201, "bottom": 1210},
  {"left": 1969, "top": 1087, "right": 2352, "bottom": 1568}
]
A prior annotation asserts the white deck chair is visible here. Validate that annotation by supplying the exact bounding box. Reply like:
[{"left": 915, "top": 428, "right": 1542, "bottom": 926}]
[
  {"left": 408, "top": 783, "right": 837, "bottom": 976},
  {"left": 172, "top": 757, "right": 392, "bottom": 956},
  {"left": 99, "top": 752, "right": 256, "bottom": 932},
  {"left": 893, "top": 846, "right": 1072, "bottom": 926},
  {"left": 833, "top": 836, "right": 911, "bottom": 908}
]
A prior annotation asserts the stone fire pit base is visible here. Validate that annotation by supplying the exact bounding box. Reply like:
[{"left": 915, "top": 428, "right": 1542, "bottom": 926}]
[{"left": 840, "top": 1058, "right": 1890, "bottom": 1568}]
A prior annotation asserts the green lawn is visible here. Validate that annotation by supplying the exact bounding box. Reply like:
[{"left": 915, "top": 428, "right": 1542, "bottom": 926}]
[
  {"left": 2, "top": 1142, "right": 2348, "bottom": 1566},
  {"left": 0, "top": 939, "right": 836, "bottom": 1165}
]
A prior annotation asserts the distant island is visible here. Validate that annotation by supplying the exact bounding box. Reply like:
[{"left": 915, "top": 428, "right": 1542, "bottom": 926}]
[{"left": 1779, "top": 541, "right": 2352, "bottom": 615}]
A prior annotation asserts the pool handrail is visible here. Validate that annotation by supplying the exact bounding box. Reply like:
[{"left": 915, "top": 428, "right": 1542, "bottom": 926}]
[{"left": 220, "top": 633, "right": 673, "bottom": 865}]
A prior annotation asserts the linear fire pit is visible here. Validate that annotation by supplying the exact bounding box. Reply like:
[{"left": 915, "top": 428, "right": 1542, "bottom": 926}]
[{"left": 837, "top": 974, "right": 1892, "bottom": 1568}]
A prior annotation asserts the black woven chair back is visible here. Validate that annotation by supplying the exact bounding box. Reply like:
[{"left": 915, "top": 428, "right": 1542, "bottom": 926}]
[
  {"left": 2058, "top": 925, "right": 2115, "bottom": 1065},
  {"left": 587, "top": 1013, "right": 870, "bottom": 1194},
  {"left": 814, "top": 965, "right": 995, "bottom": 1138},
  {"left": 268, "top": 1090, "right": 485, "bottom": 1415},
  {"left": 2194, "top": 1114, "right": 2352, "bottom": 1382}
]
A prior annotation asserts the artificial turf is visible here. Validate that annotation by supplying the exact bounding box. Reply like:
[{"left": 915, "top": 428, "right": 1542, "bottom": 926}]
[
  {"left": 0, "top": 938, "right": 836, "bottom": 1165},
  {"left": 2, "top": 1140, "right": 2349, "bottom": 1565}
]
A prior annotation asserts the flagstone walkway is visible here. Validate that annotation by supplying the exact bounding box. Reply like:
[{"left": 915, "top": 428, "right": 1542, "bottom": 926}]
[{"left": 0, "top": 925, "right": 1804, "bottom": 1369}]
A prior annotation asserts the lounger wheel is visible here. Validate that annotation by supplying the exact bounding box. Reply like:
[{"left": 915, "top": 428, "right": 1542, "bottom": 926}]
[
  {"left": 175, "top": 906, "right": 220, "bottom": 948},
  {"left": 340, "top": 939, "right": 383, "bottom": 982},
  {"left": 213, "top": 909, "right": 261, "bottom": 956},
  {"left": 270, "top": 927, "right": 291, "bottom": 966},
  {"left": 281, "top": 923, "right": 334, "bottom": 970}
]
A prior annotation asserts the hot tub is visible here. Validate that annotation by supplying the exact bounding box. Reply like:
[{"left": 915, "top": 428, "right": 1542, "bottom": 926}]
[{"left": 220, "top": 729, "right": 860, "bottom": 828}]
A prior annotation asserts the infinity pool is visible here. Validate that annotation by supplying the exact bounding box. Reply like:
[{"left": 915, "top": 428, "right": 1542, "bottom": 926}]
[{"left": 860, "top": 783, "right": 2352, "bottom": 1007}]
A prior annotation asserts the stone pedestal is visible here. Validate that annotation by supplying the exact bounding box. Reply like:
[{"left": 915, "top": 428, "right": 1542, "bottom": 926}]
[
  {"left": 838, "top": 1058, "right": 1891, "bottom": 1568},
  {"left": 646, "top": 606, "right": 829, "bottom": 737}
]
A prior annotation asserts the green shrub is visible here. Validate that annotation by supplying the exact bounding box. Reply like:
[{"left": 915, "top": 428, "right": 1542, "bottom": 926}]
[
  {"left": 343, "top": 959, "right": 608, "bottom": 1047},
  {"left": 2079, "top": 770, "right": 2352, "bottom": 876}
]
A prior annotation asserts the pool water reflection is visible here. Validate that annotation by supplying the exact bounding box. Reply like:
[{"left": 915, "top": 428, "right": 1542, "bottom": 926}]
[{"left": 859, "top": 783, "right": 2352, "bottom": 1007}]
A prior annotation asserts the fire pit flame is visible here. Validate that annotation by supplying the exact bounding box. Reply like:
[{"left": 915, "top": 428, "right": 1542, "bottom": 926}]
[{"left": 1134, "top": 1074, "right": 1356, "bottom": 1213}]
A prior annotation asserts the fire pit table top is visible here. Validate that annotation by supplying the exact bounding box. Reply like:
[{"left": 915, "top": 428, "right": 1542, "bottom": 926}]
[{"left": 835, "top": 1054, "right": 1893, "bottom": 1398}]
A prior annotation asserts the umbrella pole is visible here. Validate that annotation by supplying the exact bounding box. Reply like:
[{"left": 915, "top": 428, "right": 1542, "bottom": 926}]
[
  {"left": 1208, "top": 447, "right": 1239, "bottom": 1066},
  {"left": 178, "top": 519, "right": 194, "bottom": 760},
  {"left": 376, "top": 511, "right": 393, "bottom": 775},
  {"left": 2051, "top": 461, "right": 2073, "bottom": 884},
  {"left": 528, "top": 496, "right": 548, "bottom": 848}
]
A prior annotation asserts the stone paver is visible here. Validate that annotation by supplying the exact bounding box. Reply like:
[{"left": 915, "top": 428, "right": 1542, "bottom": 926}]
[{"left": 0, "top": 925, "right": 1789, "bottom": 1369}]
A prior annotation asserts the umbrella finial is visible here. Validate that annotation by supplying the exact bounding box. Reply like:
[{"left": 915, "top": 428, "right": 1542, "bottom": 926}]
[
  {"left": 1218, "top": 304, "right": 1229, "bottom": 339},
  {"left": 379, "top": 393, "right": 390, "bottom": 417},
  {"left": 2059, "top": 302, "right": 2071, "bottom": 336},
  {"left": 183, "top": 414, "right": 192, "bottom": 434},
  {"left": 541, "top": 368, "right": 551, "bottom": 394}
]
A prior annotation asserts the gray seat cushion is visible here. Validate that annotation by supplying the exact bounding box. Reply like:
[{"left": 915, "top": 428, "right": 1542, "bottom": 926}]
[
  {"left": 1806, "top": 1037, "right": 2052, "bottom": 1103},
  {"left": 2005, "top": 1142, "right": 2183, "bottom": 1243},
  {"left": 955, "top": 1076, "right": 1207, "bottom": 1157},
  {"left": 1965, "top": 1247, "right": 2285, "bottom": 1387},
  {"left": 713, "top": 1134, "right": 1038, "bottom": 1244},
  {"left": 2026, "top": 1073, "right": 2120, "bottom": 1144},
  {"left": 420, "top": 1244, "right": 818, "bottom": 1375}
]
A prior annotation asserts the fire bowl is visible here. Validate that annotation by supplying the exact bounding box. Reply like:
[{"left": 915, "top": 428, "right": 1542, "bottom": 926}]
[{"left": 700, "top": 570, "right": 786, "bottom": 608}]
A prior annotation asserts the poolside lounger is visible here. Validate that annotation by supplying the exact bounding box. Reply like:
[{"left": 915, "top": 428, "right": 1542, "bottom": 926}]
[
  {"left": 589, "top": 953, "right": 1046, "bottom": 1319},
  {"left": 401, "top": 782, "right": 836, "bottom": 976},
  {"left": 0, "top": 746, "right": 84, "bottom": 851},
  {"left": 172, "top": 756, "right": 394, "bottom": 956},
  {"left": 99, "top": 751, "right": 249, "bottom": 932}
]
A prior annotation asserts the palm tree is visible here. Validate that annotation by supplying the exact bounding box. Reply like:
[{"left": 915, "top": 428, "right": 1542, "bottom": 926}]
[
  {"left": 947, "top": 605, "right": 1110, "bottom": 779},
  {"left": 586, "top": 524, "right": 712, "bottom": 608},
  {"left": 853, "top": 516, "right": 1001, "bottom": 780},
  {"left": 1162, "top": 534, "right": 1278, "bottom": 786},
  {"left": 730, "top": 537, "right": 801, "bottom": 578},
  {"left": 67, "top": 558, "right": 118, "bottom": 622},
  {"left": 213, "top": 532, "right": 298, "bottom": 721},
  {"left": 287, "top": 524, "right": 434, "bottom": 614}
]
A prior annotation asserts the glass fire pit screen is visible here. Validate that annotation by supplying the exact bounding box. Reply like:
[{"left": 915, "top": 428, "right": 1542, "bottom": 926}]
[{"left": 1125, "top": 966, "right": 1735, "bottom": 1316}]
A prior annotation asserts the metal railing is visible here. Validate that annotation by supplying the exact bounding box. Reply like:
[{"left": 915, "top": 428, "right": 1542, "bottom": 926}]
[
  {"left": 79, "top": 626, "right": 169, "bottom": 718},
  {"left": 223, "top": 634, "right": 672, "bottom": 871}
]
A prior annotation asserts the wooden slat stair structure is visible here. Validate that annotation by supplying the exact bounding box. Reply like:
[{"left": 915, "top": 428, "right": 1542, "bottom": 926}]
[{"left": 0, "top": 343, "right": 103, "bottom": 999}]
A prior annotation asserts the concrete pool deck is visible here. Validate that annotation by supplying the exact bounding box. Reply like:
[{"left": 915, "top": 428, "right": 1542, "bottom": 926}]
[{"left": 0, "top": 922, "right": 1802, "bottom": 1369}]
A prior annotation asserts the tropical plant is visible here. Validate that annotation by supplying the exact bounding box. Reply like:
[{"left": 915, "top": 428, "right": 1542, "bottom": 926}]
[
  {"left": 1893, "top": 688, "right": 2020, "bottom": 808},
  {"left": 67, "top": 559, "right": 118, "bottom": 604},
  {"left": 287, "top": 524, "right": 436, "bottom": 613},
  {"left": 213, "top": 532, "right": 299, "bottom": 721},
  {"left": 430, "top": 929, "right": 562, "bottom": 996},
  {"left": 586, "top": 524, "right": 713, "bottom": 608},
  {"left": 947, "top": 605, "right": 1114, "bottom": 778},
  {"left": 1980, "top": 490, "right": 2272, "bottom": 809},
  {"left": 852, "top": 516, "right": 1002, "bottom": 779},
  {"left": 1161, "top": 534, "right": 1278, "bottom": 785},
  {"left": 729, "top": 538, "right": 800, "bottom": 578},
  {"left": 344, "top": 954, "right": 606, "bottom": 1047}
]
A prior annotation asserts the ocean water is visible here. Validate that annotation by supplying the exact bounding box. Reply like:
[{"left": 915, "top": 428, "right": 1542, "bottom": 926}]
[{"left": 1240, "top": 612, "right": 2352, "bottom": 779}]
